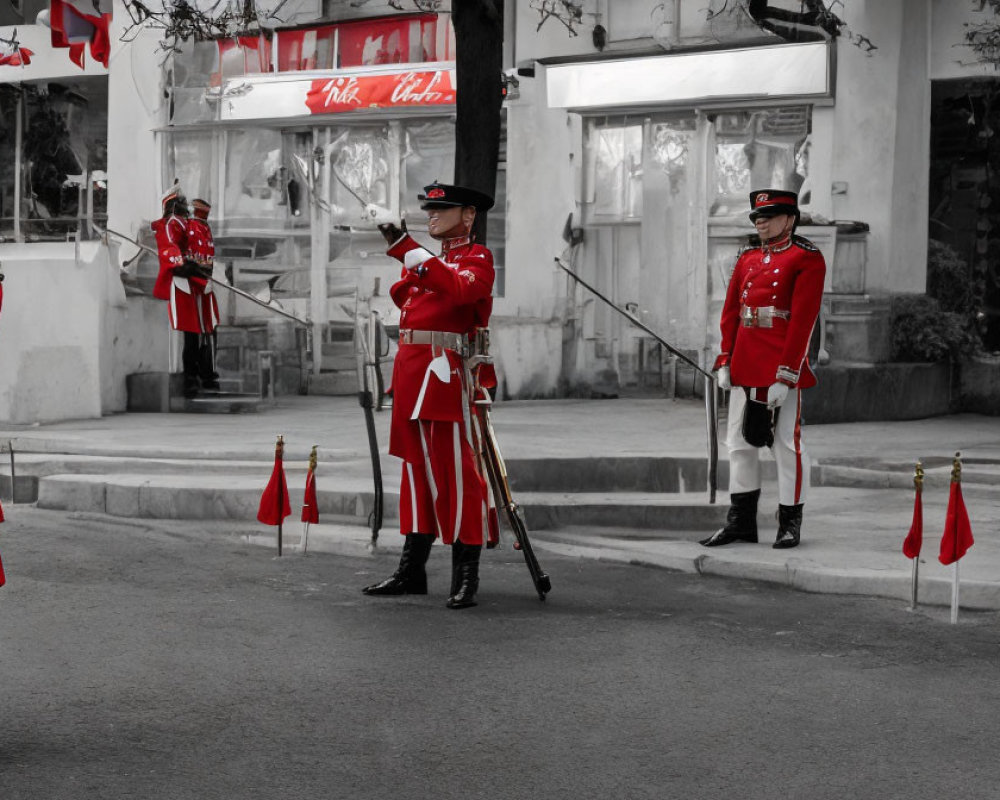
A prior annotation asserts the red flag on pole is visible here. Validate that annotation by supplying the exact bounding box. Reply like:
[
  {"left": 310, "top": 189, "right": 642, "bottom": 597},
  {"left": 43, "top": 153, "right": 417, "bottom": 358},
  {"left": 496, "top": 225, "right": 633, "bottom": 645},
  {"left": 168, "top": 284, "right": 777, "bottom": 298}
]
[
  {"left": 47, "top": 0, "right": 112, "bottom": 68},
  {"left": 301, "top": 446, "right": 319, "bottom": 524},
  {"left": 257, "top": 435, "right": 291, "bottom": 525},
  {"left": 939, "top": 454, "right": 974, "bottom": 566},
  {"left": 902, "top": 461, "right": 923, "bottom": 559}
]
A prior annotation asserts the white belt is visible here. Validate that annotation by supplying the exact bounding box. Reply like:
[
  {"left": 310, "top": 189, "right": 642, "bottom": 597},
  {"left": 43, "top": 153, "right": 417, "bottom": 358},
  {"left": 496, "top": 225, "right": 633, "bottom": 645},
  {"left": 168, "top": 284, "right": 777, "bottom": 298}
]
[
  {"left": 740, "top": 305, "right": 790, "bottom": 328},
  {"left": 399, "top": 329, "right": 468, "bottom": 356}
]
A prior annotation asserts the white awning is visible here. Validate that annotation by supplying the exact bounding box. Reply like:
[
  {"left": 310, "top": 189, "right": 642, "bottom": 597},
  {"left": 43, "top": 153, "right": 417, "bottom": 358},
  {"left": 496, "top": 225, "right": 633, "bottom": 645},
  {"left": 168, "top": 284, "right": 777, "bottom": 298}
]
[{"left": 546, "top": 42, "right": 832, "bottom": 111}]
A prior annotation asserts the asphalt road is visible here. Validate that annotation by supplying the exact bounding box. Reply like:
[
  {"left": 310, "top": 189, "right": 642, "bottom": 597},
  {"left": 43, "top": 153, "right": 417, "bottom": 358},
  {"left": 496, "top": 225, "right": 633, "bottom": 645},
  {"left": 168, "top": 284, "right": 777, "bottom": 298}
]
[{"left": 1, "top": 508, "right": 998, "bottom": 800}]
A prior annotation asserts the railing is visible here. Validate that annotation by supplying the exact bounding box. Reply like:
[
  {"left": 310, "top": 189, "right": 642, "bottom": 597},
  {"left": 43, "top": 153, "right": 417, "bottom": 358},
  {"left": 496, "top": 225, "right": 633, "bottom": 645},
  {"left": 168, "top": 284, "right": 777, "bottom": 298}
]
[{"left": 555, "top": 254, "right": 719, "bottom": 504}]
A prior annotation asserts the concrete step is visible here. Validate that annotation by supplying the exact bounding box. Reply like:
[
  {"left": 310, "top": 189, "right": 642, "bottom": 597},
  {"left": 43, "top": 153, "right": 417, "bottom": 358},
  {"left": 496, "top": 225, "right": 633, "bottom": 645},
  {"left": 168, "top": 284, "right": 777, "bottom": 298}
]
[
  {"left": 34, "top": 472, "right": 398, "bottom": 523},
  {"left": 519, "top": 490, "right": 724, "bottom": 531},
  {"left": 307, "top": 371, "right": 357, "bottom": 396}
]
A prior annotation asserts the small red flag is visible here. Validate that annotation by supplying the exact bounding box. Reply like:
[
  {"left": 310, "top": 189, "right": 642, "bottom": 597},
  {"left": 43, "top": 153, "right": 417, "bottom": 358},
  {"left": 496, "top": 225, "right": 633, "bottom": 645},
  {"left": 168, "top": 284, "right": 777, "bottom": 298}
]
[
  {"left": 902, "top": 461, "right": 923, "bottom": 559},
  {"left": 257, "top": 436, "right": 291, "bottom": 525},
  {"left": 0, "top": 550, "right": 5, "bottom": 588},
  {"left": 939, "top": 455, "right": 974, "bottom": 566},
  {"left": 301, "top": 470, "right": 319, "bottom": 524}
]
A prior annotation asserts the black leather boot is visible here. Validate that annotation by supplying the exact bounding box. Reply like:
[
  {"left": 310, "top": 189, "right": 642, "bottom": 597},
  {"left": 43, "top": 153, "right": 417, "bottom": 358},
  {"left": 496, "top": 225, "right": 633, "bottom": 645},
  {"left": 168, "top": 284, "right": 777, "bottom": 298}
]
[
  {"left": 773, "top": 503, "right": 803, "bottom": 549},
  {"left": 362, "top": 533, "right": 434, "bottom": 595},
  {"left": 446, "top": 543, "right": 481, "bottom": 610},
  {"left": 449, "top": 540, "right": 464, "bottom": 597},
  {"left": 699, "top": 489, "right": 760, "bottom": 547}
]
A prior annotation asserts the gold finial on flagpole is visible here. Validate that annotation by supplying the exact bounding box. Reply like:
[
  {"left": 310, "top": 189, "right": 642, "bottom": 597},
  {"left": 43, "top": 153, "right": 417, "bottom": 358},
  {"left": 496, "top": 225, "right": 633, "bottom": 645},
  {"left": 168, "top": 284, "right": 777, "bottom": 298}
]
[
  {"left": 913, "top": 460, "right": 923, "bottom": 492},
  {"left": 308, "top": 444, "right": 318, "bottom": 472},
  {"left": 951, "top": 451, "right": 962, "bottom": 483}
]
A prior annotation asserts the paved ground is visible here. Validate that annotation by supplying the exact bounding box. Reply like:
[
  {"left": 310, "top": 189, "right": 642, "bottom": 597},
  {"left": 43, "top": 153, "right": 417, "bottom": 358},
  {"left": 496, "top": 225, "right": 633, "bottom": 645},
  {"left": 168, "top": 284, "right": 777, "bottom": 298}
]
[{"left": 2, "top": 395, "right": 999, "bottom": 612}]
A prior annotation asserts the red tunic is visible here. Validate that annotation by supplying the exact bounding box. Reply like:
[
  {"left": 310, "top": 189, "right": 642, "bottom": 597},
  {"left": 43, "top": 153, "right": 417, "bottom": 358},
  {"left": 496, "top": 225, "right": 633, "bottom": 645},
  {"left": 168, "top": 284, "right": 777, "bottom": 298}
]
[
  {"left": 150, "top": 215, "right": 218, "bottom": 334},
  {"left": 386, "top": 233, "right": 494, "bottom": 463},
  {"left": 713, "top": 234, "right": 826, "bottom": 389}
]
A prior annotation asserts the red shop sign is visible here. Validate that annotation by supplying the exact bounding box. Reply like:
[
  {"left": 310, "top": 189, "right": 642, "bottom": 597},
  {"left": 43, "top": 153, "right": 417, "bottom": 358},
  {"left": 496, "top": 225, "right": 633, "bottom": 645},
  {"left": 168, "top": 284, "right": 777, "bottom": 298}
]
[{"left": 305, "top": 69, "right": 456, "bottom": 114}]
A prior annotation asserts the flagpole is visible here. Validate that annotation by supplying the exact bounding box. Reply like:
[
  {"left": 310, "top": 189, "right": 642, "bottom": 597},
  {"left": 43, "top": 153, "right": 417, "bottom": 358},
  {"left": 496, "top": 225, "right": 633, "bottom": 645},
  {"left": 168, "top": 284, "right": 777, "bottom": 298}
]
[
  {"left": 951, "top": 561, "right": 960, "bottom": 624},
  {"left": 909, "top": 460, "right": 923, "bottom": 611},
  {"left": 301, "top": 522, "right": 310, "bottom": 555},
  {"left": 277, "top": 434, "right": 284, "bottom": 557}
]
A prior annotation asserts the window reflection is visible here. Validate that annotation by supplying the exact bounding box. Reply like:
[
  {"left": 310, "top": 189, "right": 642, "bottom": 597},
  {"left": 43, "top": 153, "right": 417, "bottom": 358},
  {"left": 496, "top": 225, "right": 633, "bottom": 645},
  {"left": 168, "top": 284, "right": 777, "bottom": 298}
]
[
  {"left": 710, "top": 106, "right": 811, "bottom": 218},
  {"left": 0, "top": 78, "right": 108, "bottom": 242}
]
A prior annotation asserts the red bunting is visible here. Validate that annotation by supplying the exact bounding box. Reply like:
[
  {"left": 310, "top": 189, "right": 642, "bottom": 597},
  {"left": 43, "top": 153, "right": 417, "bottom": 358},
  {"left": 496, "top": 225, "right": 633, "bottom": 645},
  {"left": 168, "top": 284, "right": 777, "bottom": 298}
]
[
  {"left": 257, "top": 442, "right": 291, "bottom": 525},
  {"left": 0, "top": 47, "right": 33, "bottom": 67},
  {"left": 902, "top": 484, "right": 922, "bottom": 559},
  {"left": 939, "top": 479, "right": 974, "bottom": 566},
  {"left": 301, "top": 469, "right": 319, "bottom": 524},
  {"left": 0, "top": 550, "right": 5, "bottom": 588}
]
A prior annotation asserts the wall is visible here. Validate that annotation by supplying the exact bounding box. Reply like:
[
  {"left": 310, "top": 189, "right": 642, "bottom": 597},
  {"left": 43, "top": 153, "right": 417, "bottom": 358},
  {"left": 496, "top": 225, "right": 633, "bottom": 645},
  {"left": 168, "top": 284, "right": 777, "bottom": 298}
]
[
  {"left": 496, "top": 63, "right": 577, "bottom": 396},
  {"left": 0, "top": 243, "right": 105, "bottom": 423},
  {"left": 930, "top": 0, "right": 995, "bottom": 80},
  {"left": 829, "top": 1, "right": 910, "bottom": 292},
  {"left": 102, "top": 22, "right": 171, "bottom": 413}
]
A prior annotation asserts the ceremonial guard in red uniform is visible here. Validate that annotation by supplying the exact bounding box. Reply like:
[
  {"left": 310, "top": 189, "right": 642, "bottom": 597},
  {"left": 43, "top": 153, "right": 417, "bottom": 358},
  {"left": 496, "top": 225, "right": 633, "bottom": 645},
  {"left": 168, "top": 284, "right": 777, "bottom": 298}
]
[
  {"left": 151, "top": 187, "right": 220, "bottom": 397},
  {"left": 362, "top": 182, "right": 497, "bottom": 609},
  {"left": 701, "top": 189, "right": 826, "bottom": 549}
]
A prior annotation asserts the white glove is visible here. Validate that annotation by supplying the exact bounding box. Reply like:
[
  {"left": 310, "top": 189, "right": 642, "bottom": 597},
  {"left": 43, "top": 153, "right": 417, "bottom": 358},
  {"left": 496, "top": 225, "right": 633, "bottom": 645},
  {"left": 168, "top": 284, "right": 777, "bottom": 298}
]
[
  {"left": 766, "top": 381, "right": 790, "bottom": 409},
  {"left": 716, "top": 366, "right": 731, "bottom": 391}
]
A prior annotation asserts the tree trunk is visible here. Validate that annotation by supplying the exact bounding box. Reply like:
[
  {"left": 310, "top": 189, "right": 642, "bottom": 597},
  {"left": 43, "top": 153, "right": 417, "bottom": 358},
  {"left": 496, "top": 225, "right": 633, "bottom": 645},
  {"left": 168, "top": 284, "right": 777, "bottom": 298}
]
[{"left": 452, "top": 0, "right": 504, "bottom": 245}]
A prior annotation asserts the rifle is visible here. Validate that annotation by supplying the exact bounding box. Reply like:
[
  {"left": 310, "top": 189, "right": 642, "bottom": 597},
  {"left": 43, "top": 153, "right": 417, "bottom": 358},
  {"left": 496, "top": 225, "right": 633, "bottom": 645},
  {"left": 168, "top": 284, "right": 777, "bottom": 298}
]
[{"left": 472, "top": 368, "right": 551, "bottom": 601}]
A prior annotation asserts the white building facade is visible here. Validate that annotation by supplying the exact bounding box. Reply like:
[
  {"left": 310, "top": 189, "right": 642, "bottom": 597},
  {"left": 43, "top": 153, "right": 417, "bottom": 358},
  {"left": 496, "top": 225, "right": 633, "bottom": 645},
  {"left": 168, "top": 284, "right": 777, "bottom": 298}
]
[{"left": 0, "top": 0, "right": 994, "bottom": 422}]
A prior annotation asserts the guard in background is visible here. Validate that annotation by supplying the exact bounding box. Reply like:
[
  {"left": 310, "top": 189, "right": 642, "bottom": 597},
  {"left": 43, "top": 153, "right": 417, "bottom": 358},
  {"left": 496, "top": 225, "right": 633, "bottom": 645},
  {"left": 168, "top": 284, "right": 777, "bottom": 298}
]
[
  {"left": 151, "top": 185, "right": 220, "bottom": 398},
  {"left": 362, "top": 182, "right": 498, "bottom": 609},
  {"left": 702, "top": 189, "right": 826, "bottom": 550}
]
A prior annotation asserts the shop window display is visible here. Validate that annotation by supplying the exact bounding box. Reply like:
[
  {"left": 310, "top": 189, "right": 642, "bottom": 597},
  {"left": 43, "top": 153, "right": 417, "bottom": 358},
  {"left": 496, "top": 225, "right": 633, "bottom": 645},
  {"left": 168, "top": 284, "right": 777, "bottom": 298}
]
[{"left": 0, "top": 78, "right": 107, "bottom": 242}]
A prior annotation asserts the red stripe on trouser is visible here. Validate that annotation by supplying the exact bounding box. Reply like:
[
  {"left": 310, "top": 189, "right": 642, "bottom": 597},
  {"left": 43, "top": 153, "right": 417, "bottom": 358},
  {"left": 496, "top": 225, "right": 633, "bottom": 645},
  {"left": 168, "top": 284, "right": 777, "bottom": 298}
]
[{"left": 398, "top": 420, "right": 491, "bottom": 545}]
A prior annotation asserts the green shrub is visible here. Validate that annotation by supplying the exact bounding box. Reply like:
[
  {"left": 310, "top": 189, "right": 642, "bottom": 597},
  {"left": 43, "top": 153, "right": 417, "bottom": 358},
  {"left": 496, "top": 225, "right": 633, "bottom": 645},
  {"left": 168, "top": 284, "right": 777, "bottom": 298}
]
[{"left": 890, "top": 295, "right": 976, "bottom": 362}]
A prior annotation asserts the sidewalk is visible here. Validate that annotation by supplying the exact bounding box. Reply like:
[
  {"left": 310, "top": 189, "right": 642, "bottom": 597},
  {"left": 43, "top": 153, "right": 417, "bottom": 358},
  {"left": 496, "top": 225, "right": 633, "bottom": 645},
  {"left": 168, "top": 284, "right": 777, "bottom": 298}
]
[{"left": 2, "top": 395, "right": 999, "bottom": 610}]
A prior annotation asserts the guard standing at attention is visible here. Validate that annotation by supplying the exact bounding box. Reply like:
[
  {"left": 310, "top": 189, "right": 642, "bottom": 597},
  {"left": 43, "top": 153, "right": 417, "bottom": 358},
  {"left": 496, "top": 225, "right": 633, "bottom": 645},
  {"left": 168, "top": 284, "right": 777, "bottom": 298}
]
[
  {"left": 701, "top": 189, "right": 826, "bottom": 550},
  {"left": 362, "top": 181, "right": 498, "bottom": 609},
  {"left": 151, "top": 184, "right": 220, "bottom": 398}
]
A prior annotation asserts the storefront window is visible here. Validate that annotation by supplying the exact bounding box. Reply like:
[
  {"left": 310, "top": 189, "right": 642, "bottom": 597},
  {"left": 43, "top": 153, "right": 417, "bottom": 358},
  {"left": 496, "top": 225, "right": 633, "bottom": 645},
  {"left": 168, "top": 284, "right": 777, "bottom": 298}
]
[
  {"left": 0, "top": 78, "right": 107, "bottom": 242},
  {"left": 710, "top": 106, "right": 811, "bottom": 219},
  {"left": 401, "top": 119, "right": 453, "bottom": 220},
  {"left": 584, "top": 119, "right": 644, "bottom": 222},
  {"left": 0, "top": 85, "right": 17, "bottom": 241},
  {"left": 224, "top": 128, "right": 285, "bottom": 228}
]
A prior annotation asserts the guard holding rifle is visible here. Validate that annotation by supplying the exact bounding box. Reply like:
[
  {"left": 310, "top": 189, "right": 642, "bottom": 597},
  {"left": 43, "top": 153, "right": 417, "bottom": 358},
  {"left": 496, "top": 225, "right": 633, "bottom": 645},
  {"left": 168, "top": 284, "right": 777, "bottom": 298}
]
[
  {"left": 362, "top": 181, "right": 498, "bottom": 609},
  {"left": 702, "top": 189, "right": 825, "bottom": 550},
  {"left": 151, "top": 184, "right": 220, "bottom": 398}
]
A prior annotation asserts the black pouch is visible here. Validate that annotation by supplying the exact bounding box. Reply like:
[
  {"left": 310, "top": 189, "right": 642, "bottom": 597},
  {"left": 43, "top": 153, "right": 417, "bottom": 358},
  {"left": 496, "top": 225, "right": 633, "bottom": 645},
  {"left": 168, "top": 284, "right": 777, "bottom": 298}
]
[{"left": 742, "top": 388, "right": 777, "bottom": 448}]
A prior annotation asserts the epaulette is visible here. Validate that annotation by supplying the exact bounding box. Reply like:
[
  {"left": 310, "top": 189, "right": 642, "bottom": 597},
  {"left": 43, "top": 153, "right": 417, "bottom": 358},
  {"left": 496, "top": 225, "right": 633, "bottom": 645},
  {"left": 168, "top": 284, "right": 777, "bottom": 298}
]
[
  {"left": 792, "top": 234, "right": 819, "bottom": 252},
  {"left": 738, "top": 234, "right": 763, "bottom": 256}
]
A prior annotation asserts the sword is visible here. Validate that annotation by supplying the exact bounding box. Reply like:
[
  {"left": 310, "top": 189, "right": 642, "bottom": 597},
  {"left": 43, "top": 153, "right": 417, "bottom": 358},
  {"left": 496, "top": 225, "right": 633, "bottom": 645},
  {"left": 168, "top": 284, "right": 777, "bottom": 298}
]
[{"left": 354, "top": 300, "right": 384, "bottom": 550}]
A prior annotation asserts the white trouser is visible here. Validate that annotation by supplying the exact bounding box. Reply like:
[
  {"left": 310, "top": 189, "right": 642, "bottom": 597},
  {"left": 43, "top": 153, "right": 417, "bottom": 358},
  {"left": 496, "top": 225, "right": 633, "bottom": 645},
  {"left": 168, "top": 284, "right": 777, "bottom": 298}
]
[{"left": 726, "top": 386, "right": 809, "bottom": 507}]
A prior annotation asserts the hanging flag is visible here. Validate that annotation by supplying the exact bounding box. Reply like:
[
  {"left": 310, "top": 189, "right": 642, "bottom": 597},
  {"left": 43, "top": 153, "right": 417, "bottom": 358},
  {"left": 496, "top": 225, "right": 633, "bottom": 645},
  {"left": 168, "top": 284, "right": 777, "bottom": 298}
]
[
  {"left": 301, "top": 445, "right": 319, "bottom": 525},
  {"left": 46, "top": 0, "right": 112, "bottom": 68},
  {"left": 0, "top": 46, "right": 33, "bottom": 67},
  {"left": 0, "top": 549, "right": 5, "bottom": 588},
  {"left": 939, "top": 453, "right": 974, "bottom": 566},
  {"left": 257, "top": 435, "right": 291, "bottom": 525},
  {"left": 902, "top": 461, "right": 923, "bottom": 559}
]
